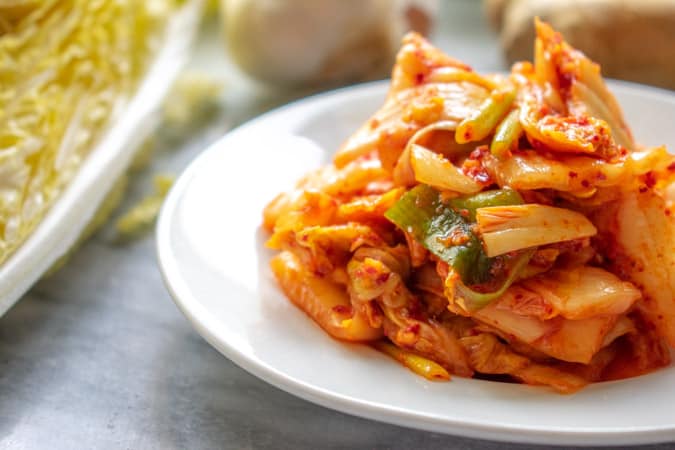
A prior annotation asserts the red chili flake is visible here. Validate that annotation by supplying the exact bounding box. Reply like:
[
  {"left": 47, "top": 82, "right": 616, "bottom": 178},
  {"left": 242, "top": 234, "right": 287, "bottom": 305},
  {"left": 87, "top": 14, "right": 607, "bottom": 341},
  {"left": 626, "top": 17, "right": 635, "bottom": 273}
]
[
  {"left": 596, "top": 172, "right": 607, "bottom": 181},
  {"left": 332, "top": 305, "right": 351, "bottom": 315},
  {"left": 557, "top": 70, "right": 573, "bottom": 90},
  {"left": 667, "top": 161, "right": 675, "bottom": 171},
  {"left": 404, "top": 323, "right": 421, "bottom": 334},
  {"left": 375, "top": 272, "right": 390, "bottom": 285},
  {"left": 639, "top": 186, "right": 648, "bottom": 193},
  {"left": 440, "top": 228, "right": 470, "bottom": 246},
  {"left": 364, "top": 265, "right": 378, "bottom": 276},
  {"left": 666, "top": 209, "right": 672, "bottom": 217},
  {"left": 415, "top": 72, "right": 425, "bottom": 85},
  {"left": 568, "top": 171, "right": 578, "bottom": 178},
  {"left": 644, "top": 171, "right": 657, "bottom": 188},
  {"left": 462, "top": 147, "right": 492, "bottom": 184},
  {"left": 581, "top": 179, "right": 590, "bottom": 188},
  {"left": 466, "top": 166, "right": 492, "bottom": 184}
]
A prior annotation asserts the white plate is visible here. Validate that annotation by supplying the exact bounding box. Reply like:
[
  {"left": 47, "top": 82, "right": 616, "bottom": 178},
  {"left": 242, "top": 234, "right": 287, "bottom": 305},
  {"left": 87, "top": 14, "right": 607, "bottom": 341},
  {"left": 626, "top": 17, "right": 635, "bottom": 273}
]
[
  {"left": 0, "top": 0, "right": 203, "bottom": 316},
  {"left": 157, "top": 80, "right": 675, "bottom": 446}
]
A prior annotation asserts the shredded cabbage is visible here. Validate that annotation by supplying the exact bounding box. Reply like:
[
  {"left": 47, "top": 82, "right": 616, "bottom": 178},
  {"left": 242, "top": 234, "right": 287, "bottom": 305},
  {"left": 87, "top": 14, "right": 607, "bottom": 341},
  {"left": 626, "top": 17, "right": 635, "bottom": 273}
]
[
  {"left": 0, "top": 0, "right": 179, "bottom": 265},
  {"left": 115, "top": 174, "right": 174, "bottom": 239}
]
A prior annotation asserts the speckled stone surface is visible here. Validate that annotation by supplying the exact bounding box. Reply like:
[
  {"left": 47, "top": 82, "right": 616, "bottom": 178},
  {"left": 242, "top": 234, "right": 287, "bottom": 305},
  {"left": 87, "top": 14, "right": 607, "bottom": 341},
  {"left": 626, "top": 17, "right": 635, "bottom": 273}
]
[{"left": 0, "top": 2, "right": 673, "bottom": 449}]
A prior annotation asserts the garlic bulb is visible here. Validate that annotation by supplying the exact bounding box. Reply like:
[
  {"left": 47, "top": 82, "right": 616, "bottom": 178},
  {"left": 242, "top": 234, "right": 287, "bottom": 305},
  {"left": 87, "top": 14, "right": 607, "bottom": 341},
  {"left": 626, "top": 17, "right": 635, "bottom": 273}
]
[{"left": 221, "top": 0, "right": 438, "bottom": 86}]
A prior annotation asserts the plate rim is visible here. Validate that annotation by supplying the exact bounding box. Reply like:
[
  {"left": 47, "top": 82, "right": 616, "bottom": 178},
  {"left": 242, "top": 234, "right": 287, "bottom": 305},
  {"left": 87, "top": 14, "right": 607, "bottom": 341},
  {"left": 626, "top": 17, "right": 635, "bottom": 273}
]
[{"left": 156, "top": 79, "right": 675, "bottom": 446}]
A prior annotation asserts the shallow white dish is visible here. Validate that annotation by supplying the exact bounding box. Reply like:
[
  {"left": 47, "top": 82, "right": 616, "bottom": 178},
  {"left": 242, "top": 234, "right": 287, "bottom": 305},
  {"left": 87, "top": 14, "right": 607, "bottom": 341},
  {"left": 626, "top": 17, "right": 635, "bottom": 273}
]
[
  {"left": 157, "top": 80, "right": 675, "bottom": 446},
  {"left": 0, "top": 0, "right": 202, "bottom": 317}
]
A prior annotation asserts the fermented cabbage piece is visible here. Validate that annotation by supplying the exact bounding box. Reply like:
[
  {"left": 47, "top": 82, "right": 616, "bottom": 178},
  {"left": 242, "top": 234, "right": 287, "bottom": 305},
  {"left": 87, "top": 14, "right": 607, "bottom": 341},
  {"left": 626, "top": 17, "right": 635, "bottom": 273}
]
[{"left": 263, "top": 19, "right": 675, "bottom": 392}]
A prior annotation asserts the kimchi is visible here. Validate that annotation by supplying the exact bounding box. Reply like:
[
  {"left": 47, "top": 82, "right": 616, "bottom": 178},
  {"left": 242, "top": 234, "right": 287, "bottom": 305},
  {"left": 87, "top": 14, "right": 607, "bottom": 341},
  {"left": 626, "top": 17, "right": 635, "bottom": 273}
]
[{"left": 262, "top": 19, "right": 675, "bottom": 393}]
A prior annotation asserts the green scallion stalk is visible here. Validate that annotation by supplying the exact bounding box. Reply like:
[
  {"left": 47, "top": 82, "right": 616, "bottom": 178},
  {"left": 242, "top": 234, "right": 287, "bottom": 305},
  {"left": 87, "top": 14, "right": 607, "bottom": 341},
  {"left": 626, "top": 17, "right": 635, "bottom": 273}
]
[{"left": 385, "top": 184, "right": 531, "bottom": 308}]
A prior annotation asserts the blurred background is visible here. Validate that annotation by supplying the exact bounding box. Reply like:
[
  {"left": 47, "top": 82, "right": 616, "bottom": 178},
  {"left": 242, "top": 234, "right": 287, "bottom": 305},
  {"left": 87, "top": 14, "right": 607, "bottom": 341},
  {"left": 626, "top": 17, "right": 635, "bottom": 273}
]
[
  {"left": 189, "top": 0, "right": 675, "bottom": 152},
  {"left": 211, "top": 0, "right": 675, "bottom": 92}
]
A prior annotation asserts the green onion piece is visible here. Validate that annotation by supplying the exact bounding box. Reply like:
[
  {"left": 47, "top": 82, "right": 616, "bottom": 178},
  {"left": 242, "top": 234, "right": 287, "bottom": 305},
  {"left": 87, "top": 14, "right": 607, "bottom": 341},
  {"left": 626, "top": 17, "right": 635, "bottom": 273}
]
[
  {"left": 385, "top": 184, "right": 492, "bottom": 285},
  {"left": 386, "top": 185, "right": 532, "bottom": 308},
  {"left": 449, "top": 188, "right": 523, "bottom": 222},
  {"left": 455, "top": 86, "right": 516, "bottom": 144},
  {"left": 490, "top": 108, "right": 523, "bottom": 159},
  {"left": 456, "top": 249, "right": 535, "bottom": 310}
]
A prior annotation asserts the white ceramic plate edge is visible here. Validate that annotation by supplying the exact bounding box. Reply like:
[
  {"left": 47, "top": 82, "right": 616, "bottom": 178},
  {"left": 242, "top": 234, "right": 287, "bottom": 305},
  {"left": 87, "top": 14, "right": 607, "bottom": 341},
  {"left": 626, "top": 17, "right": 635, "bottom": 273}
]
[
  {"left": 159, "top": 245, "right": 675, "bottom": 446},
  {"left": 157, "top": 80, "right": 675, "bottom": 446}
]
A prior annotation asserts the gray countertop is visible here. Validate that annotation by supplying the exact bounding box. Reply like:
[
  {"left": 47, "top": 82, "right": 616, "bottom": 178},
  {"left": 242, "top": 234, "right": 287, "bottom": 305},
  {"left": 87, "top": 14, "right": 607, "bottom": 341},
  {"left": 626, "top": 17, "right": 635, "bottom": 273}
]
[{"left": 0, "top": 2, "right": 673, "bottom": 449}]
